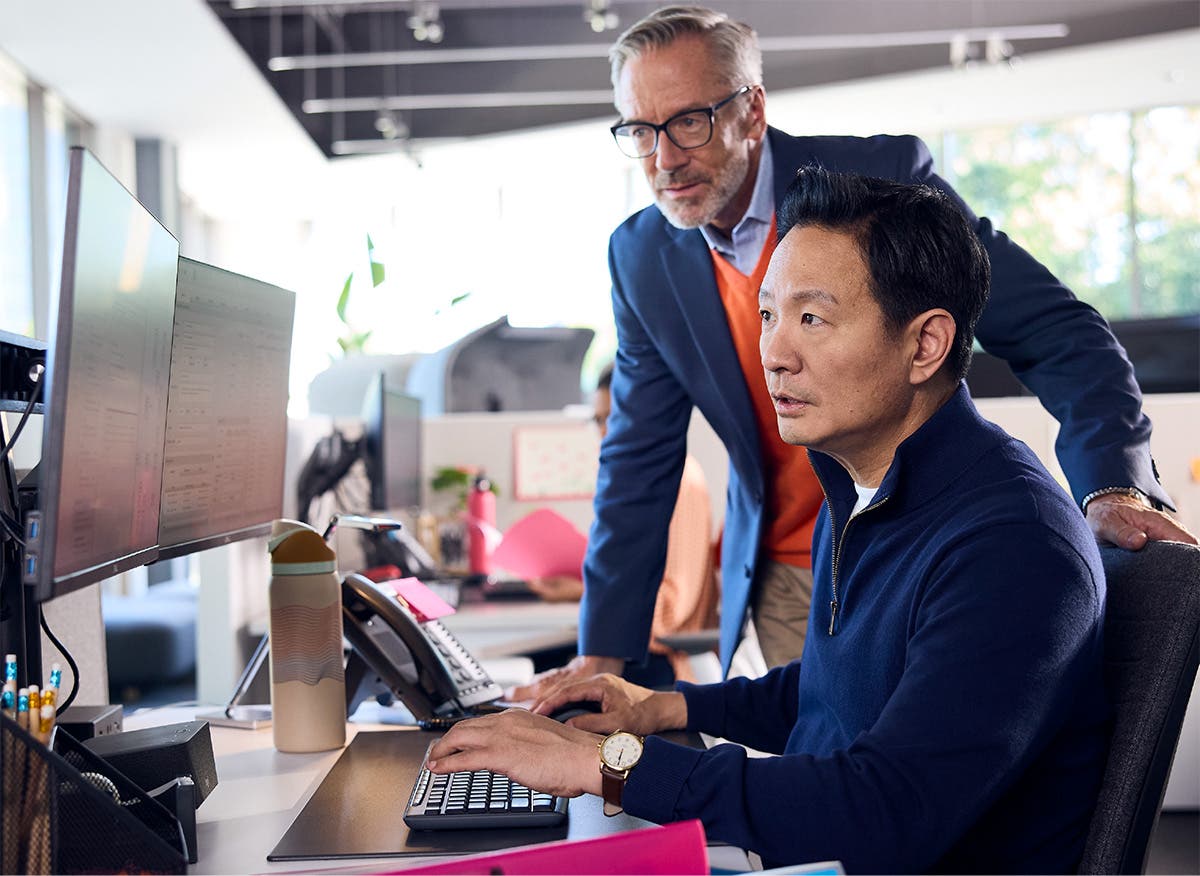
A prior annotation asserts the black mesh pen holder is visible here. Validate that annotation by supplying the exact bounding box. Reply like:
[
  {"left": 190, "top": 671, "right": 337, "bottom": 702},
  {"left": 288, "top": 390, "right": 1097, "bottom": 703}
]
[{"left": 1, "top": 714, "right": 187, "bottom": 874}]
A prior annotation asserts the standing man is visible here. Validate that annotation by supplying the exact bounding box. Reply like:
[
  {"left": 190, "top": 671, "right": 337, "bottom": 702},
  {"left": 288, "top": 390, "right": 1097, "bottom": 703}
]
[{"left": 558, "top": 5, "right": 1193, "bottom": 681}]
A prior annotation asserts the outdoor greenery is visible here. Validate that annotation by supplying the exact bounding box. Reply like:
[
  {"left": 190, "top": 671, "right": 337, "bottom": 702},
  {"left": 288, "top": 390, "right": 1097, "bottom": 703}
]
[{"left": 938, "top": 106, "right": 1199, "bottom": 320}]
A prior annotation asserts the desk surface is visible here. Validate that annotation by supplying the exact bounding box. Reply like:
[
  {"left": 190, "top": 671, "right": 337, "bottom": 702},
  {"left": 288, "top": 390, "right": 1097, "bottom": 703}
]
[
  {"left": 124, "top": 710, "right": 747, "bottom": 874},
  {"left": 121, "top": 599, "right": 679, "bottom": 872},
  {"left": 440, "top": 598, "right": 579, "bottom": 660}
]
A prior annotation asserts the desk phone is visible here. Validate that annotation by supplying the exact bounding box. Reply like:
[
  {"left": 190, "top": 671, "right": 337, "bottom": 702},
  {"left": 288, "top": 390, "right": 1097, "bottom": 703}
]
[{"left": 341, "top": 573, "right": 505, "bottom": 728}]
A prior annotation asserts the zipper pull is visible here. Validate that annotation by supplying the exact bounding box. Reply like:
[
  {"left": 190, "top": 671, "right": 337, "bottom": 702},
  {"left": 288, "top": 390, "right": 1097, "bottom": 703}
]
[{"left": 828, "top": 599, "right": 839, "bottom": 636}]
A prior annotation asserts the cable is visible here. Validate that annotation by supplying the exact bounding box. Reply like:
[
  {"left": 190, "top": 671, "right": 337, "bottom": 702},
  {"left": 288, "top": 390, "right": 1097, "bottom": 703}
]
[
  {"left": 40, "top": 606, "right": 81, "bottom": 712},
  {"left": 0, "top": 381, "right": 42, "bottom": 461},
  {"left": 0, "top": 510, "right": 23, "bottom": 546}
]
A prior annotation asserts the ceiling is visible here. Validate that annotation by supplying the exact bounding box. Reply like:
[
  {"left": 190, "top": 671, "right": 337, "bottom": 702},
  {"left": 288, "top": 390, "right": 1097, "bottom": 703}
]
[{"left": 205, "top": 0, "right": 1200, "bottom": 158}]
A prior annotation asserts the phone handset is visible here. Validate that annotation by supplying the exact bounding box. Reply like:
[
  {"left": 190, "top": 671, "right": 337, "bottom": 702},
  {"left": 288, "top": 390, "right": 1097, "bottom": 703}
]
[{"left": 340, "top": 573, "right": 502, "bottom": 724}]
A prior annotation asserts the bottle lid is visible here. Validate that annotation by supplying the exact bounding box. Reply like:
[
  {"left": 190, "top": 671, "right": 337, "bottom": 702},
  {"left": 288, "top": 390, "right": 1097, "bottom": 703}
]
[{"left": 269, "top": 519, "right": 337, "bottom": 575}]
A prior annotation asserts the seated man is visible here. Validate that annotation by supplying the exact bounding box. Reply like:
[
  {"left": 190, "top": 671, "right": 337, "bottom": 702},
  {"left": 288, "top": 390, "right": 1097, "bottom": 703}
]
[
  {"left": 427, "top": 167, "right": 1110, "bottom": 873},
  {"left": 523, "top": 362, "right": 719, "bottom": 686}
]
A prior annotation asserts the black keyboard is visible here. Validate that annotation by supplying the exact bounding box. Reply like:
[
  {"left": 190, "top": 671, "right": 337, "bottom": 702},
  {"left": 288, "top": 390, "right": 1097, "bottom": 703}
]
[{"left": 403, "top": 744, "right": 568, "bottom": 830}]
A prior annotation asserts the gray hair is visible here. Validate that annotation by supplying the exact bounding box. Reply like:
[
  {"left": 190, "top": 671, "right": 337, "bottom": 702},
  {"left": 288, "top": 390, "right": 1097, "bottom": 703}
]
[{"left": 609, "top": 5, "right": 763, "bottom": 95}]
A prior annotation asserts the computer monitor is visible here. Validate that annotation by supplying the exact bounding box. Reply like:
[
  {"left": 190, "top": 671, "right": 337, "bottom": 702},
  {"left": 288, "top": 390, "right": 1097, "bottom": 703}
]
[
  {"left": 27, "top": 147, "right": 180, "bottom": 603},
  {"left": 155, "top": 257, "right": 296, "bottom": 560},
  {"left": 1111, "top": 315, "right": 1200, "bottom": 394},
  {"left": 361, "top": 372, "right": 422, "bottom": 512}
]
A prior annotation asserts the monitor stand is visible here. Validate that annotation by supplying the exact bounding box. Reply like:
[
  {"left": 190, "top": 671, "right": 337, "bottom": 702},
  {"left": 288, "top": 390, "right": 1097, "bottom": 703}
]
[{"left": 196, "top": 633, "right": 272, "bottom": 730}]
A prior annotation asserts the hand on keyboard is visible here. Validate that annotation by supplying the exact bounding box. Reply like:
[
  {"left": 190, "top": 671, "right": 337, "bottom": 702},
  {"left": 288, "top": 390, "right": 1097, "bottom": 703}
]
[
  {"left": 404, "top": 741, "right": 567, "bottom": 831},
  {"left": 426, "top": 708, "right": 605, "bottom": 800}
]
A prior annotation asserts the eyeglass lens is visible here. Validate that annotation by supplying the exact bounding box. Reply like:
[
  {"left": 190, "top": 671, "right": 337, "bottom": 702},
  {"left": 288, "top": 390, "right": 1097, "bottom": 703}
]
[{"left": 614, "top": 110, "right": 713, "bottom": 159}]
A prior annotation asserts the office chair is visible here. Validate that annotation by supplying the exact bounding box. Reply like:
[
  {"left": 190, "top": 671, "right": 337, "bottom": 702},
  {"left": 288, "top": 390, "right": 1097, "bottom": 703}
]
[{"left": 1078, "top": 541, "right": 1200, "bottom": 875}]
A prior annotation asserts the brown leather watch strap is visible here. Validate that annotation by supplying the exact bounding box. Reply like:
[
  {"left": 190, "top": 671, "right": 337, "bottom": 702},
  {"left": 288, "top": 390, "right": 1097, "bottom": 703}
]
[{"left": 601, "top": 767, "right": 626, "bottom": 816}]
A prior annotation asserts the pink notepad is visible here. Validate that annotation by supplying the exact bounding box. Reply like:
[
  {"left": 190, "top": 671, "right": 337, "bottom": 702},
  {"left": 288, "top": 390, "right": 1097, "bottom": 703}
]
[
  {"left": 386, "top": 819, "right": 708, "bottom": 875},
  {"left": 492, "top": 508, "right": 587, "bottom": 580}
]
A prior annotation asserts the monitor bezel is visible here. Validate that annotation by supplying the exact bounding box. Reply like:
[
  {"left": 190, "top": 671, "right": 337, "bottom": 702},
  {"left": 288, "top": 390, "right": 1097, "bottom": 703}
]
[
  {"left": 362, "top": 372, "right": 422, "bottom": 513},
  {"left": 153, "top": 521, "right": 275, "bottom": 563},
  {"left": 35, "top": 147, "right": 178, "bottom": 603}
]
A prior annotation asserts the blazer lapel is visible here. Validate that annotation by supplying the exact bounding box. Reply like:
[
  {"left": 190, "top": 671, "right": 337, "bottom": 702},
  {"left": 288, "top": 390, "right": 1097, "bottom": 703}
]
[{"left": 657, "top": 226, "right": 763, "bottom": 491}]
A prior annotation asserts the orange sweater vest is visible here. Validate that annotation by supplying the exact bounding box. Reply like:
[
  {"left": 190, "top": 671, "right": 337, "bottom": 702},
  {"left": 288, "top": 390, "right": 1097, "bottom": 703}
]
[{"left": 709, "top": 227, "right": 824, "bottom": 568}]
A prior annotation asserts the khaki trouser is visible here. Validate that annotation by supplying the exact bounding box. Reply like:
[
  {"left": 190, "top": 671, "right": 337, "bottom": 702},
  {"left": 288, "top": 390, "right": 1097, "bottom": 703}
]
[{"left": 750, "top": 559, "right": 815, "bottom": 668}]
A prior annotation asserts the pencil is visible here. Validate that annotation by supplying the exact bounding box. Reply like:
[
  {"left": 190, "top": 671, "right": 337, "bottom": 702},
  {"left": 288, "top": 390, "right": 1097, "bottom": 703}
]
[
  {"left": 38, "top": 703, "right": 54, "bottom": 743},
  {"left": 2, "top": 653, "right": 16, "bottom": 716}
]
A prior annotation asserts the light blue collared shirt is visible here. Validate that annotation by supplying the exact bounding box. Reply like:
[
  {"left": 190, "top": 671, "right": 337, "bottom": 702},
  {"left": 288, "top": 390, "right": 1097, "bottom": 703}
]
[{"left": 698, "top": 135, "right": 775, "bottom": 274}]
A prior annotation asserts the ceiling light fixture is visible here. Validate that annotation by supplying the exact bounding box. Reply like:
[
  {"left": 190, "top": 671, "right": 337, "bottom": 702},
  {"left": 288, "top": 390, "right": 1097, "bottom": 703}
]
[
  {"left": 950, "top": 29, "right": 1029, "bottom": 69},
  {"left": 268, "top": 24, "right": 1068, "bottom": 72},
  {"left": 303, "top": 89, "right": 613, "bottom": 114},
  {"left": 373, "top": 110, "right": 410, "bottom": 139},
  {"left": 583, "top": 0, "right": 618, "bottom": 34},
  {"left": 408, "top": 2, "right": 444, "bottom": 43},
  {"left": 985, "top": 33, "right": 1015, "bottom": 65}
]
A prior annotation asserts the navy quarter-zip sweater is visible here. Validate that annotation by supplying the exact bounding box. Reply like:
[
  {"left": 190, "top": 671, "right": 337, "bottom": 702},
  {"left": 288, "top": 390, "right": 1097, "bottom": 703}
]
[{"left": 621, "top": 384, "right": 1109, "bottom": 873}]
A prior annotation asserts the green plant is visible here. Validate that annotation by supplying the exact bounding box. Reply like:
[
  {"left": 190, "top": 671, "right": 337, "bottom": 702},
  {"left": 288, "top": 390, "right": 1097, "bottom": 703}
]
[
  {"left": 335, "top": 234, "right": 385, "bottom": 357},
  {"left": 333, "top": 234, "right": 474, "bottom": 358},
  {"left": 430, "top": 465, "right": 499, "bottom": 510}
]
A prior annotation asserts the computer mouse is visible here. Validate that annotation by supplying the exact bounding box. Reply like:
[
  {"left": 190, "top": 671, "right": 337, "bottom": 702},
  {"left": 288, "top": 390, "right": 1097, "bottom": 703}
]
[{"left": 547, "top": 700, "right": 604, "bottom": 723}]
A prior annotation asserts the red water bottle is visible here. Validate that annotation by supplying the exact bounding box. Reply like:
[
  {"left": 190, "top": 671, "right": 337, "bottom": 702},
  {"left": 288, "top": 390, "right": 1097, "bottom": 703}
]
[{"left": 467, "top": 473, "right": 496, "bottom": 576}]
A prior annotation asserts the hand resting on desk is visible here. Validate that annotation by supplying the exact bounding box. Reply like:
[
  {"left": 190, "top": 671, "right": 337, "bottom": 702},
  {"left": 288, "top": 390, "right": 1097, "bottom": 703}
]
[
  {"left": 527, "top": 574, "right": 584, "bottom": 603},
  {"left": 427, "top": 675, "right": 688, "bottom": 802}
]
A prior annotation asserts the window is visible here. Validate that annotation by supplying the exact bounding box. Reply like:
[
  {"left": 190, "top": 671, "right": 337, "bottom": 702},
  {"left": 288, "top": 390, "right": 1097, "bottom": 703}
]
[
  {"left": 0, "top": 52, "right": 32, "bottom": 336},
  {"left": 940, "top": 107, "right": 1199, "bottom": 320}
]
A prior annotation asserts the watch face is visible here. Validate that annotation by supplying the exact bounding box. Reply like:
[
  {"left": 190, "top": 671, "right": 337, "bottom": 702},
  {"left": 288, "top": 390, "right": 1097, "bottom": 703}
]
[{"left": 601, "top": 732, "right": 643, "bottom": 770}]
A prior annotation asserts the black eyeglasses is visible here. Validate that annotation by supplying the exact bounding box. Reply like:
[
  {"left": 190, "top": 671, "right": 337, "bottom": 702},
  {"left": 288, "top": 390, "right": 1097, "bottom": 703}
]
[{"left": 610, "top": 85, "right": 753, "bottom": 159}]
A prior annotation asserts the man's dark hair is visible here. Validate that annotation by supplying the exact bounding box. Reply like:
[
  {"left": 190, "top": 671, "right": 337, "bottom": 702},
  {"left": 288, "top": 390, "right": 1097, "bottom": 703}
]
[
  {"left": 777, "top": 166, "right": 990, "bottom": 381},
  {"left": 596, "top": 362, "right": 615, "bottom": 392}
]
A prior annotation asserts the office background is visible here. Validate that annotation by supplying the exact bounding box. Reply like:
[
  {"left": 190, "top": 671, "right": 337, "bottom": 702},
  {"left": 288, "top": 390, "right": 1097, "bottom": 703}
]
[{"left": 0, "top": 0, "right": 1196, "bottom": 864}]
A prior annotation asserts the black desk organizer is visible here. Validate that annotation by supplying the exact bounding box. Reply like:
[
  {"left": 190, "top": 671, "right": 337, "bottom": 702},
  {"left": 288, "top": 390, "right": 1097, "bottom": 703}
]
[{"left": 1, "top": 713, "right": 187, "bottom": 874}]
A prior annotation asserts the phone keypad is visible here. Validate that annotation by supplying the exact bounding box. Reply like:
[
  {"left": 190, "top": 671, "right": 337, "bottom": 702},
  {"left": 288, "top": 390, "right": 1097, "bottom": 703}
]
[{"left": 425, "top": 619, "right": 503, "bottom": 708}]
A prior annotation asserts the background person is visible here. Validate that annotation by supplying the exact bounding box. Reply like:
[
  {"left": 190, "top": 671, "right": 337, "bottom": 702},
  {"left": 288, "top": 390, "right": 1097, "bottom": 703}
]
[{"left": 524, "top": 362, "right": 718, "bottom": 686}]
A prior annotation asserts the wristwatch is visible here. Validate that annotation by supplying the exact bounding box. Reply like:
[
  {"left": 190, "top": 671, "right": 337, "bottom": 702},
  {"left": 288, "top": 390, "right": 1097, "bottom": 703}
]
[
  {"left": 1081, "top": 486, "right": 1154, "bottom": 514},
  {"left": 598, "top": 730, "right": 644, "bottom": 816}
]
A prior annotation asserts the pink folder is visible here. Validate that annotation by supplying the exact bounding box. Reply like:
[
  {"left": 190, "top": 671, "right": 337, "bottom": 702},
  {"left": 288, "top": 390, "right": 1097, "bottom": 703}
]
[
  {"left": 492, "top": 508, "right": 587, "bottom": 580},
  {"left": 386, "top": 820, "right": 708, "bottom": 875}
]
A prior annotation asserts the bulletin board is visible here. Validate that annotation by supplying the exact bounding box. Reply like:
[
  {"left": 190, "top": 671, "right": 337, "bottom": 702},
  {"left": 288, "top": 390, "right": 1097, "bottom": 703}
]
[{"left": 512, "top": 423, "right": 599, "bottom": 501}]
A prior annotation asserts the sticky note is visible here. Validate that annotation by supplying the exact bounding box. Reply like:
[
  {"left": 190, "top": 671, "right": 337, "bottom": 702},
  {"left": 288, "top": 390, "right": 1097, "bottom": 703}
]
[{"left": 385, "top": 577, "right": 456, "bottom": 623}]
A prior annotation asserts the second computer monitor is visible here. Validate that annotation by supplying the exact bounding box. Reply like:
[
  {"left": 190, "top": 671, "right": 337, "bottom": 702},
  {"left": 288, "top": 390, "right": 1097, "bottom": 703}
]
[
  {"left": 155, "top": 257, "right": 296, "bottom": 560},
  {"left": 361, "top": 373, "right": 422, "bottom": 512}
]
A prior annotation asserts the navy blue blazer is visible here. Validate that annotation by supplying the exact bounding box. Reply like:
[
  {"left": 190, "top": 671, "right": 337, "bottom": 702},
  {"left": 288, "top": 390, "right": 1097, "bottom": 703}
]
[{"left": 580, "top": 127, "right": 1165, "bottom": 674}]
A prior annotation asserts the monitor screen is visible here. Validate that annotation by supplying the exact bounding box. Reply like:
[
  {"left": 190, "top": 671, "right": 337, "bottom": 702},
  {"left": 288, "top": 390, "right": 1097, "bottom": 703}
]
[
  {"left": 1111, "top": 315, "right": 1200, "bottom": 394},
  {"left": 156, "top": 257, "right": 295, "bottom": 560},
  {"left": 361, "top": 373, "right": 422, "bottom": 512},
  {"left": 31, "top": 147, "right": 179, "bottom": 602}
]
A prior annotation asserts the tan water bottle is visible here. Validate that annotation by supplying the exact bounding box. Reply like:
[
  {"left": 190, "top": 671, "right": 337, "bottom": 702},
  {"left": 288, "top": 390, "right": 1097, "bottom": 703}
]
[{"left": 267, "top": 519, "right": 346, "bottom": 753}]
